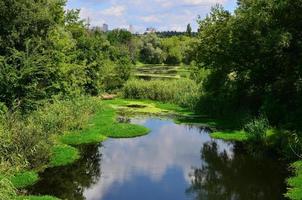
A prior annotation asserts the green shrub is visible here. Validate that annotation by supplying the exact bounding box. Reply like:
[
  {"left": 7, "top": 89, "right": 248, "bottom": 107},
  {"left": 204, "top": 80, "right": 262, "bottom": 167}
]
[
  {"left": 244, "top": 116, "right": 270, "bottom": 143},
  {"left": 0, "top": 97, "right": 101, "bottom": 172},
  {"left": 123, "top": 79, "right": 200, "bottom": 110}
]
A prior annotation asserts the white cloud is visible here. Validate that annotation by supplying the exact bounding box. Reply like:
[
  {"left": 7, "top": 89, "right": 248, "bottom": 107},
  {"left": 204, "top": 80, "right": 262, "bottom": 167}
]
[
  {"left": 183, "top": 0, "right": 226, "bottom": 5},
  {"left": 140, "top": 15, "right": 160, "bottom": 22},
  {"left": 66, "top": 0, "right": 236, "bottom": 32},
  {"left": 102, "top": 5, "right": 126, "bottom": 17}
]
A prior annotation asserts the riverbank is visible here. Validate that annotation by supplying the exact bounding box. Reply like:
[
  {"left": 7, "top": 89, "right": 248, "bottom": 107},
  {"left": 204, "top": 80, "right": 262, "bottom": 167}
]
[
  {"left": 2, "top": 97, "right": 300, "bottom": 200},
  {"left": 3, "top": 98, "right": 195, "bottom": 200}
]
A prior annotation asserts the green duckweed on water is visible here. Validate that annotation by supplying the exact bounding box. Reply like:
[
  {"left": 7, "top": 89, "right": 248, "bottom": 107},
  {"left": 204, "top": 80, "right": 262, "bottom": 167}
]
[
  {"left": 211, "top": 130, "right": 249, "bottom": 141},
  {"left": 60, "top": 131, "right": 107, "bottom": 146},
  {"left": 104, "top": 98, "right": 193, "bottom": 116},
  {"left": 49, "top": 145, "right": 80, "bottom": 167},
  {"left": 10, "top": 171, "right": 39, "bottom": 189},
  {"left": 88, "top": 107, "right": 150, "bottom": 138},
  {"left": 210, "top": 129, "right": 278, "bottom": 142}
]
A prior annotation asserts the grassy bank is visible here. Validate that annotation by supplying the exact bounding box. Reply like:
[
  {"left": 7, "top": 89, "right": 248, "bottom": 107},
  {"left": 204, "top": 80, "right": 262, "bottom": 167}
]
[
  {"left": 123, "top": 79, "right": 199, "bottom": 110},
  {"left": 0, "top": 97, "right": 154, "bottom": 200}
]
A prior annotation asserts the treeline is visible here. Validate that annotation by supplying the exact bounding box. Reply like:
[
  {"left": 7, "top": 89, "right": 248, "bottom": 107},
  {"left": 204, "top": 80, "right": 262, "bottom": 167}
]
[
  {"left": 0, "top": 0, "right": 197, "bottom": 113},
  {"left": 138, "top": 33, "right": 196, "bottom": 65},
  {"left": 192, "top": 1, "right": 302, "bottom": 132},
  {"left": 0, "top": 3, "right": 134, "bottom": 112}
]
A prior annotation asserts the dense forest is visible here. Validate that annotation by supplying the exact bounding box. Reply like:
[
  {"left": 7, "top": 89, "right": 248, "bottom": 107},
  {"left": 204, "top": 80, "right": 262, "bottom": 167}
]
[{"left": 0, "top": 0, "right": 302, "bottom": 199}]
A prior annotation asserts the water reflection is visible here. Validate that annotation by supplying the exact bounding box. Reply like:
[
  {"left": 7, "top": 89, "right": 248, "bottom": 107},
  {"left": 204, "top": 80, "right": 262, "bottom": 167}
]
[
  {"left": 187, "top": 142, "right": 288, "bottom": 200},
  {"left": 29, "top": 118, "right": 287, "bottom": 200},
  {"left": 30, "top": 144, "right": 102, "bottom": 200},
  {"left": 84, "top": 119, "right": 235, "bottom": 200}
]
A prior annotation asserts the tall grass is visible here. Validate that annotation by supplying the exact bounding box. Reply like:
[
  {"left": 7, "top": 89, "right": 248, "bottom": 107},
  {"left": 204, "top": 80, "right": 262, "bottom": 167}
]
[
  {"left": 122, "top": 79, "right": 200, "bottom": 110},
  {"left": 0, "top": 177, "right": 16, "bottom": 200},
  {"left": 0, "top": 97, "right": 101, "bottom": 173},
  {"left": 244, "top": 116, "right": 270, "bottom": 143}
]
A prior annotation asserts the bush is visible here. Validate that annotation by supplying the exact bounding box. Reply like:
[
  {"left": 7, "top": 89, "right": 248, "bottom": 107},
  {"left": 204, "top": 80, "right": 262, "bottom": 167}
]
[
  {"left": 244, "top": 116, "right": 270, "bottom": 143},
  {"left": 0, "top": 97, "right": 101, "bottom": 173},
  {"left": 123, "top": 79, "right": 200, "bottom": 110}
]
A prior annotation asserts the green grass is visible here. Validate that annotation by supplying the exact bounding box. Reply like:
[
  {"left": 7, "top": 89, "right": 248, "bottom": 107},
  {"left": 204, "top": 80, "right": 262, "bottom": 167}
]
[
  {"left": 211, "top": 130, "right": 248, "bottom": 141},
  {"left": 60, "top": 132, "right": 107, "bottom": 146},
  {"left": 49, "top": 145, "right": 80, "bottom": 167},
  {"left": 16, "top": 196, "right": 60, "bottom": 200},
  {"left": 10, "top": 171, "right": 39, "bottom": 189},
  {"left": 286, "top": 161, "right": 302, "bottom": 200},
  {"left": 87, "top": 107, "right": 150, "bottom": 138},
  {"left": 210, "top": 129, "right": 278, "bottom": 142},
  {"left": 175, "top": 117, "right": 219, "bottom": 127}
]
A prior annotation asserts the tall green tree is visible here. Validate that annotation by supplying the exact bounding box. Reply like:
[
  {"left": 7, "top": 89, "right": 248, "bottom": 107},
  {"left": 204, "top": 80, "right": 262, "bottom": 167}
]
[
  {"left": 186, "top": 23, "right": 192, "bottom": 36},
  {"left": 194, "top": 1, "right": 302, "bottom": 130}
]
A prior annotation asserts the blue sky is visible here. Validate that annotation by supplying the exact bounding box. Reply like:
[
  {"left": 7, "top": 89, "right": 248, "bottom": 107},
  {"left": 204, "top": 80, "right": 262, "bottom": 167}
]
[{"left": 66, "top": 0, "right": 237, "bottom": 33}]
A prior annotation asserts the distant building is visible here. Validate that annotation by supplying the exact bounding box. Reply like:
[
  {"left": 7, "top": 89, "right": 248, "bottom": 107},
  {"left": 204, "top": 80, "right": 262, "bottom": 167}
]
[
  {"left": 102, "top": 24, "right": 109, "bottom": 32},
  {"left": 129, "top": 25, "right": 134, "bottom": 33},
  {"left": 145, "top": 27, "right": 156, "bottom": 34}
]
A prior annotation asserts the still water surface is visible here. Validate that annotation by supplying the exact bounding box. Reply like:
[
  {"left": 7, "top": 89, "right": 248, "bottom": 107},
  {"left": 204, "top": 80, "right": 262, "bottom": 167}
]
[{"left": 30, "top": 118, "right": 288, "bottom": 200}]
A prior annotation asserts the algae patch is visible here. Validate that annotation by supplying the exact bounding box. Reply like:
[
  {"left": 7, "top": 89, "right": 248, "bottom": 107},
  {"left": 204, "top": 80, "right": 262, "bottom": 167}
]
[
  {"left": 49, "top": 145, "right": 80, "bottom": 167},
  {"left": 211, "top": 130, "right": 248, "bottom": 141},
  {"left": 10, "top": 171, "right": 39, "bottom": 189}
]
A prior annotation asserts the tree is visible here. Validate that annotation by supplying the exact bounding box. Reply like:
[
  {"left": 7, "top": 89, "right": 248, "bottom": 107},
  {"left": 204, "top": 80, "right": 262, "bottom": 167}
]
[
  {"left": 194, "top": 1, "right": 302, "bottom": 131},
  {"left": 0, "top": 0, "right": 65, "bottom": 55},
  {"left": 140, "top": 33, "right": 165, "bottom": 64},
  {"left": 161, "top": 36, "right": 182, "bottom": 65},
  {"left": 186, "top": 23, "right": 192, "bottom": 36}
]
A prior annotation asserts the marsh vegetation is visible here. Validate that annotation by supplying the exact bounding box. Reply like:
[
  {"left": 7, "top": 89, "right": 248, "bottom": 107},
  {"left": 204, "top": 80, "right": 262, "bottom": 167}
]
[{"left": 0, "top": 0, "right": 302, "bottom": 199}]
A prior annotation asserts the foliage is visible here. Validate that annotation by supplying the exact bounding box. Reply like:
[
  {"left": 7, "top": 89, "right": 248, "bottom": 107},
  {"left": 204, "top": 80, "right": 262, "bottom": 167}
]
[
  {"left": 0, "top": 97, "right": 99, "bottom": 173},
  {"left": 286, "top": 161, "right": 302, "bottom": 200},
  {"left": 186, "top": 24, "right": 192, "bottom": 36},
  {"left": 107, "top": 29, "right": 132, "bottom": 45},
  {"left": 140, "top": 33, "right": 165, "bottom": 64},
  {"left": 17, "top": 196, "right": 60, "bottom": 200},
  {"left": 0, "top": 177, "right": 17, "bottom": 200},
  {"left": 244, "top": 116, "right": 270, "bottom": 143},
  {"left": 193, "top": 2, "right": 302, "bottom": 133},
  {"left": 161, "top": 36, "right": 182, "bottom": 65},
  {"left": 123, "top": 79, "right": 200, "bottom": 110}
]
